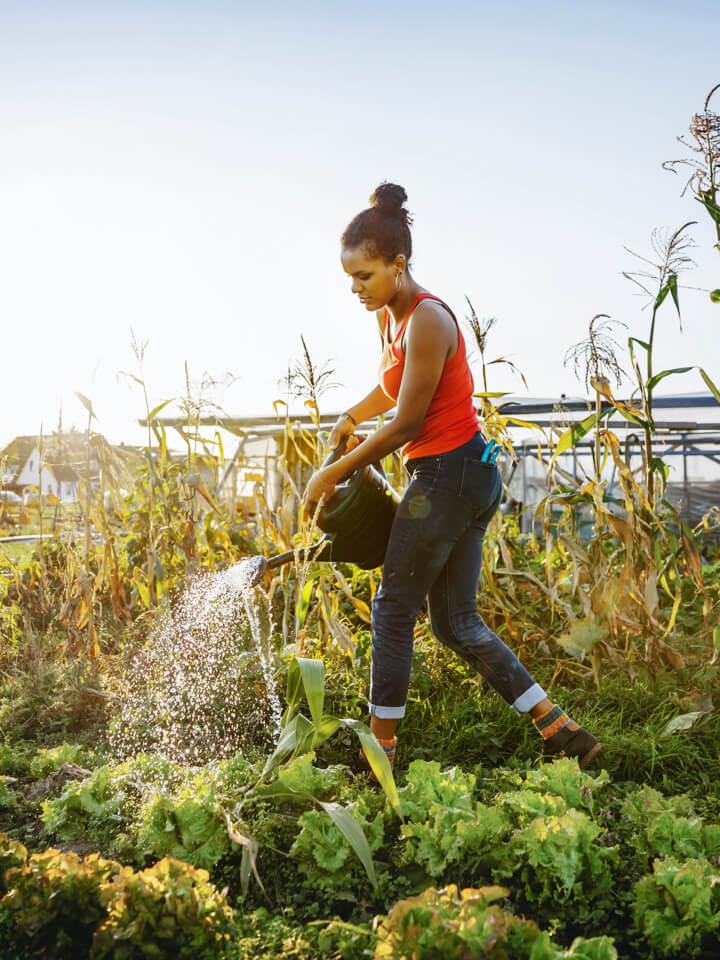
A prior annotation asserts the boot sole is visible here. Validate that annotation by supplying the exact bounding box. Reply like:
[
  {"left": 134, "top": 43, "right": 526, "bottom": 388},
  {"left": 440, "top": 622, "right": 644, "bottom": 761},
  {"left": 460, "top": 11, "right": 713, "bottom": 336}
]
[
  {"left": 579, "top": 742, "right": 603, "bottom": 769},
  {"left": 543, "top": 739, "right": 603, "bottom": 768}
]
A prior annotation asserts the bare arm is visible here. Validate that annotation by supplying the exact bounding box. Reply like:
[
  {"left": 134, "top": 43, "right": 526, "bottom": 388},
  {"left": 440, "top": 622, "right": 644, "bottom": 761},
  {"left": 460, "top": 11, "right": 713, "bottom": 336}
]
[
  {"left": 345, "top": 385, "right": 397, "bottom": 424},
  {"left": 304, "top": 302, "right": 456, "bottom": 512}
]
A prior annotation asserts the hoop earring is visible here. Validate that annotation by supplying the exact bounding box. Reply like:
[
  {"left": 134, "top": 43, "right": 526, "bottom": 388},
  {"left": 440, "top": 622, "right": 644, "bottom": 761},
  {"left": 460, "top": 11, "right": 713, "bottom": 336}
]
[{"left": 395, "top": 272, "right": 402, "bottom": 292}]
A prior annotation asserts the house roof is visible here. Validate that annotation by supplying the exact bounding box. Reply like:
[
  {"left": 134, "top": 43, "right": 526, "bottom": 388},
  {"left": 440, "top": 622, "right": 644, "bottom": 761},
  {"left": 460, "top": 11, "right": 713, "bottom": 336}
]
[
  {"left": 0, "top": 435, "right": 37, "bottom": 466},
  {"left": 48, "top": 464, "right": 80, "bottom": 483},
  {"left": 0, "top": 430, "right": 104, "bottom": 483},
  {"left": 0, "top": 436, "right": 38, "bottom": 482}
]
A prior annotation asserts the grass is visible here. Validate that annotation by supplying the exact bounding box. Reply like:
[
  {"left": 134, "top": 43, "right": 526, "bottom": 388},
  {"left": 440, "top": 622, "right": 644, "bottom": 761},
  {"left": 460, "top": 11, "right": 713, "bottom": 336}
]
[
  {"left": 0, "top": 541, "right": 35, "bottom": 565},
  {"left": 313, "top": 632, "right": 720, "bottom": 804}
]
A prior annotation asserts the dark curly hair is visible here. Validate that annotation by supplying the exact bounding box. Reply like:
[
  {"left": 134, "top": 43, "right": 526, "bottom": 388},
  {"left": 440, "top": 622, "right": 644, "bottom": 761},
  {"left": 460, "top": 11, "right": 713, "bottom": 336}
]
[{"left": 341, "top": 182, "right": 413, "bottom": 264}]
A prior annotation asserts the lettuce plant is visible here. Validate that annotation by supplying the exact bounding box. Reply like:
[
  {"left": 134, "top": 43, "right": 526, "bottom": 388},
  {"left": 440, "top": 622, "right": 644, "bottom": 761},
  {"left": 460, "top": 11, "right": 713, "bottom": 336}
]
[
  {"left": 1, "top": 849, "right": 120, "bottom": 959},
  {"left": 375, "top": 884, "right": 539, "bottom": 959},
  {"left": 633, "top": 856, "right": 720, "bottom": 957},
  {"left": 396, "top": 760, "right": 510, "bottom": 880},
  {"left": 496, "top": 789, "right": 568, "bottom": 827},
  {"left": 1, "top": 843, "right": 235, "bottom": 960},
  {"left": 504, "top": 758, "right": 610, "bottom": 813},
  {"left": 254, "top": 752, "right": 349, "bottom": 804},
  {"left": 502, "top": 809, "right": 618, "bottom": 924},
  {"left": 620, "top": 785, "right": 720, "bottom": 863},
  {"left": 136, "top": 775, "right": 229, "bottom": 871},
  {"left": 290, "top": 794, "right": 387, "bottom": 900},
  {"left": 41, "top": 764, "right": 133, "bottom": 840},
  {"left": 92, "top": 857, "right": 234, "bottom": 960},
  {"left": 620, "top": 784, "right": 695, "bottom": 824},
  {"left": 40, "top": 753, "right": 193, "bottom": 859},
  {"left": 374, "top": 883, "right": 618, "bottom": 959},
  {"left": 0, "top": 833, "right": 27, "bottom": 892}
]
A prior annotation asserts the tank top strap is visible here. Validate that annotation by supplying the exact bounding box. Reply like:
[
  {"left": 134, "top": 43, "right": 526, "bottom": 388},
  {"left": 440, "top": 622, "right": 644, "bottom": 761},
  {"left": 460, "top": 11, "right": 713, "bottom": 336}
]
[
  {"left": 383, "top": 308, "right": 391, "bottom": 346},
  {"left": 391, "top": 293, "right": 442, "bottom": 349},
  {"left": 394, "top": 292, "right": 459, "bottom": 355},
  {"left": 414, "top": 292, "right": 458, "bottom": 326}
]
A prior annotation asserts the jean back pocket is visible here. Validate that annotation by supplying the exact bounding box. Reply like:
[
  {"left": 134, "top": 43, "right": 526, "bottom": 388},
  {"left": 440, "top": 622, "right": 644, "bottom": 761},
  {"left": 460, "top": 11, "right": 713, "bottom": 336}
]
[{"left": 460, "top": 457, "right": 502, "bottom": 514}]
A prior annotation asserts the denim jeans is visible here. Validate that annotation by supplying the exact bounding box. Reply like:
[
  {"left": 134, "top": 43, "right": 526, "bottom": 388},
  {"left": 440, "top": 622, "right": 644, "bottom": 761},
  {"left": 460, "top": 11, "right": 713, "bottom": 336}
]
[{"left": 369, "top": 432, "right": 546, "bottom": 719}]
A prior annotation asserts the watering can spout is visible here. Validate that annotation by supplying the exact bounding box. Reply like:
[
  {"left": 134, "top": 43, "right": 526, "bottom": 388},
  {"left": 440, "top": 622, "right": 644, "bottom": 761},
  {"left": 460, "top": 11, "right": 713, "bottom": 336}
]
[
  {"left": 246, "top": 555, "right": 268, "bottom": 587},
  {"left": 243, "top": 538, "right": 333, "bottom": 587}
]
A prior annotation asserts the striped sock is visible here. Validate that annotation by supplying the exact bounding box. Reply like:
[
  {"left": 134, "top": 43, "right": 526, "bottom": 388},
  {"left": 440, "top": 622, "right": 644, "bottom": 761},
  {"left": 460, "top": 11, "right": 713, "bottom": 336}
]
[
  {"left": 377, "top": 736, "right": 397, "bottom": 764},
  {"left": 533, "top": 705, "right": 571, "bottom": 740}
]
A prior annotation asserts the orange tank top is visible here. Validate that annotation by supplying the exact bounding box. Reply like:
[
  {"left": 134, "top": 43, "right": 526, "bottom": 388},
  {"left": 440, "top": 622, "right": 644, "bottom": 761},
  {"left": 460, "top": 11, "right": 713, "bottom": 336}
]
[{"left": 379, "top": 293, "right": 479, "bottom": 461}]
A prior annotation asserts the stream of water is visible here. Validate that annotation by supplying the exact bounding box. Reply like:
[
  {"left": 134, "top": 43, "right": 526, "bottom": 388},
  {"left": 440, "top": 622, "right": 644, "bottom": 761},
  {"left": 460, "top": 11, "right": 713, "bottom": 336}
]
[{"left": 111, "top": 557, "right": 282, "bottom": 764}]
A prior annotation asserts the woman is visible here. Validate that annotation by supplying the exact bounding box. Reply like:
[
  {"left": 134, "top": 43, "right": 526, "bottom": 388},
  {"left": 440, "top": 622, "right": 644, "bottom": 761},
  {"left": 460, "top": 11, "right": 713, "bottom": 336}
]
[{"left": 303, "top": 183, "right": 600, "bottom": 770}]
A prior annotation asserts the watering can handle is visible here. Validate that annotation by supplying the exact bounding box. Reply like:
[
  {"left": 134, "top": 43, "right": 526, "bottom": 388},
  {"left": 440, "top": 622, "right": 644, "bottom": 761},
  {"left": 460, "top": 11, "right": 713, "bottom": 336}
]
[
  {"left": 322, "top": 433, "right": 349, "bottom": 469},
  {"left": 321, "top": 433, "right": 387, "bottom": 480}
]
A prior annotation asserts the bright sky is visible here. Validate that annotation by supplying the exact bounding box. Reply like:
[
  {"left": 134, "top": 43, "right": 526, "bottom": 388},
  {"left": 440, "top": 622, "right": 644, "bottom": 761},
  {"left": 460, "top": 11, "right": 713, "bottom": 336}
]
[{"left": 1, "top": 0, "right": 718, "bottom": 449}]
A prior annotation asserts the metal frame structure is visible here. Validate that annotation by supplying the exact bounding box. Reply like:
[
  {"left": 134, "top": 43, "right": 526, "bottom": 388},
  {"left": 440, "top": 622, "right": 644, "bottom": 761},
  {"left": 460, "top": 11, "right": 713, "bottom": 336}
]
[{"left": 143, "top": 393, "right": 720, "bottom": 525}]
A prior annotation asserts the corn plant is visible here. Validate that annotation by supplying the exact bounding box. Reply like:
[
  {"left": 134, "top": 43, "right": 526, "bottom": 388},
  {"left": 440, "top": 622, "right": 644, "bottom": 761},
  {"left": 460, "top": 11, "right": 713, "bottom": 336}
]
[
  {"left": 664, "top": 83, "right": 720, "bottom": 266},
  {"left": 225, "top": 655, "right": 401, "bottom": 895}
]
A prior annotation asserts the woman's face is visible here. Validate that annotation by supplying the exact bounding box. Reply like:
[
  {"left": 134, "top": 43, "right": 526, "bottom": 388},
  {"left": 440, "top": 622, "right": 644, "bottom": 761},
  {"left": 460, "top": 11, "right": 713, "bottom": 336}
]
[{"left": 341, "top": 244, "right": 401, "bottom": 311}]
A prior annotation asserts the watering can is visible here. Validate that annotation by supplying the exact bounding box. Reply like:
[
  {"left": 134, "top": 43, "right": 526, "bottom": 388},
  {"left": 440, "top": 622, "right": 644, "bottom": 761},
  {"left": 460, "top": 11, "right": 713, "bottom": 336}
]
[{"left": 245, "top": 436, "right": 400, "bottom": 586}]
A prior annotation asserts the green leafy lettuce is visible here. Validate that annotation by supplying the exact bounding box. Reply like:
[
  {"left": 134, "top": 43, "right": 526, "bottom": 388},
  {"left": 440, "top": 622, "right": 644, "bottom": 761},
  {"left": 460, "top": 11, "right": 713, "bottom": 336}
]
[{"left": 633, "top": 856, "right": 720, "bottom": 957}]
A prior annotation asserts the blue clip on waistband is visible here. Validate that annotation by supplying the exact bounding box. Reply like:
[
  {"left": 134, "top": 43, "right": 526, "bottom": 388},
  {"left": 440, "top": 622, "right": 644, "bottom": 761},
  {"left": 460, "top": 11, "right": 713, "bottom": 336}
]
[{"left": 481, "top": 439, "right": 501, "bottom": 464}]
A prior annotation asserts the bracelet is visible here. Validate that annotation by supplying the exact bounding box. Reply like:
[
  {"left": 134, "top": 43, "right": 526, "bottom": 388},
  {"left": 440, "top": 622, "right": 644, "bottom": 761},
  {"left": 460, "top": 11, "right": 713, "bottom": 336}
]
[{"left": 340, "top": 411, "right": 357, "bottom": 427}]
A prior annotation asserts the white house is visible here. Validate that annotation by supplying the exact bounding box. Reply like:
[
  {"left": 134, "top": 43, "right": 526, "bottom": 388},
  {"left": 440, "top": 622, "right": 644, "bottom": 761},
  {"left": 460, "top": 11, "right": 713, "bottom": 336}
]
[
  {"left": 10, "top": 445, "right": 79, "bottom": 500},
  {"left": 0, "top": 431, "right": 100, "bottom": 502}
]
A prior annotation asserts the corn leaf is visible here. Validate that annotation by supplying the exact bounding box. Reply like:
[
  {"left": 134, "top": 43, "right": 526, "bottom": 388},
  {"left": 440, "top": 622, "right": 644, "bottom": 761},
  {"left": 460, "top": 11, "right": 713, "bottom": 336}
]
[
  {"left": 147, "top": 398, "right": 174, "bottom": 422},
  {"left": 318, "top": 801, "right": 377, "bottom": 888},
  {"left": 223, "top": 812, "right": 266, "bottom": 899},
  {"left": 644, "top": 365, "right": 720, "bottom": 405},
  {"left": 646, "top": 366, "right": 694, "bottom": 393},
  {"left": 296, "top": 657, "right": 325, "bottom": 727},
  {"left": 713, "top": 625, "right": 720, "bottom": 664},
  {"left": 696, "top": 192, "right": 720, "bottom": 225},
  {"left": 654, "top": 281, "right": 671, "bottom": 311},
  {"left": 284, "top": 658, "right": 304, "bottom": 721},
  {"left": 261, "top": 714, "right": 312, "bottom": 776},
  {"left": 552, "top": 412, "right": 599, "bottom": 459},
  {"left": 296, "top": 577, "right": 316, "bottom": 632},
  {"left": 75, "top": 392, "right": 96, "bottom": 420},
  {"left": 311, "top": 715, "right": 342, "bottom": 749},
  {"left": 699, "top": 368, "right": 720, "bottom": 404},
  {"left": 341, "top": 719, "right": 402, "bottom": 818},
  {"left": 680, "top": 525, "right": 704, "bottom": 591},
  {"left": 667, "top": 273, "right": 681, "bottom": 323}
]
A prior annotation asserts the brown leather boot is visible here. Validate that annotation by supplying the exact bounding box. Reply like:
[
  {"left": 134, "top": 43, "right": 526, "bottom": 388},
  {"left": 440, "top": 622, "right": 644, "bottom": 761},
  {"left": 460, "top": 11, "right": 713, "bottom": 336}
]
[{"left": 542, "top": 725, "right": 602, "bottom": 768}]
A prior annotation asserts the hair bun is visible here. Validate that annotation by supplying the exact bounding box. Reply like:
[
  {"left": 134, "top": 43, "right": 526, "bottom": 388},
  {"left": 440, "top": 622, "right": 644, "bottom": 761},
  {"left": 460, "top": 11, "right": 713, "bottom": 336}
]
[{"left": 369, "top": 182, "right": 412, "bottom": 224}]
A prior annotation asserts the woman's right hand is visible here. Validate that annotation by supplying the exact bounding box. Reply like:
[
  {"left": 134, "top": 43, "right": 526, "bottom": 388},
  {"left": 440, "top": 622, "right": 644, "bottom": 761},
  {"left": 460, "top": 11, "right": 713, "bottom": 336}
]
[{"left": 328, "top": 414, "right": 356, "bottom": 452}]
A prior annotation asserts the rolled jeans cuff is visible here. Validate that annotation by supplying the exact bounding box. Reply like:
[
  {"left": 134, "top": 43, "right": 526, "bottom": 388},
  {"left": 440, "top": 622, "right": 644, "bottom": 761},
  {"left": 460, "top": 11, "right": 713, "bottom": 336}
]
[
  {"left": 369, "top": 702, "right": 406, "bottom": 719},
  {"left": 511, "top": 682, "right": 547, "bottom": 714}
]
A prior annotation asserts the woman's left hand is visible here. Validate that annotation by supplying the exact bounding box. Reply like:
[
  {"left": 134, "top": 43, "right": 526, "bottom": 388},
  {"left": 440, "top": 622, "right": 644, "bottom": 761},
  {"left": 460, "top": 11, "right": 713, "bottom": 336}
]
[
  {"left": 302, "top": 435, "right": 363, "bottom": 521},
  {"left": 302, "top": 468, "right": 337, "bottom": 521}
]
